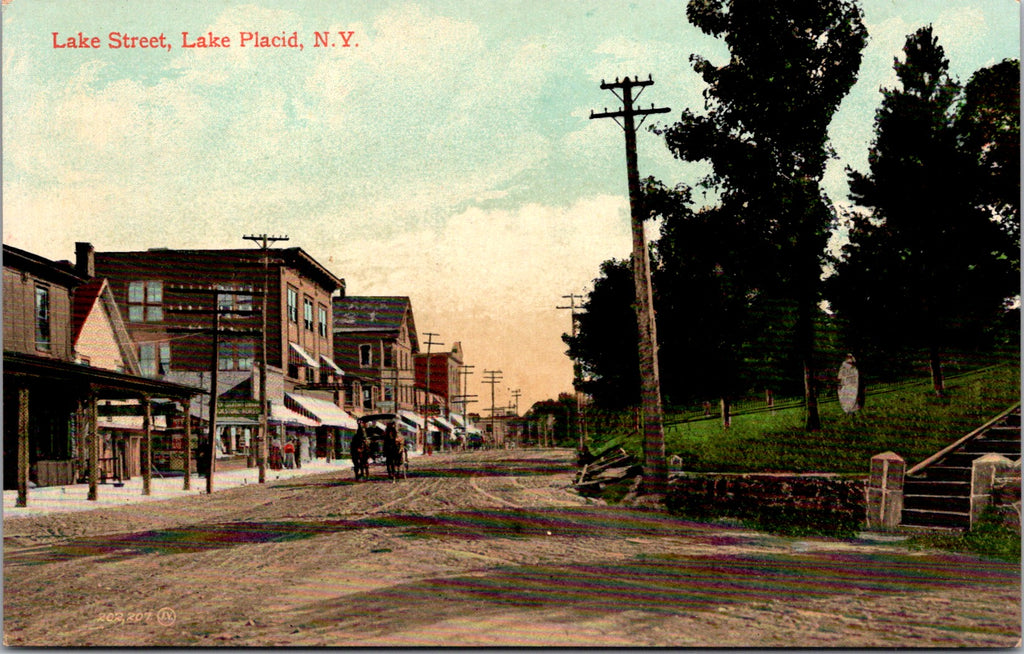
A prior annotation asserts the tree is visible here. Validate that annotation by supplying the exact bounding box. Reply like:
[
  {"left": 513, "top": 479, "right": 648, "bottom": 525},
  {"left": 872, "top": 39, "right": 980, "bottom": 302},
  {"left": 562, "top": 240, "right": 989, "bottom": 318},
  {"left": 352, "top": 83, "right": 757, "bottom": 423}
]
[
  {"left": 658, "top": 0, "right": 867, "bottom": 429},
  {"left": 833, "top": 28, "right": 1016, "bottom": 395},
  {"left": 562, "top": 259, "right": 641, "bottom": 409}
]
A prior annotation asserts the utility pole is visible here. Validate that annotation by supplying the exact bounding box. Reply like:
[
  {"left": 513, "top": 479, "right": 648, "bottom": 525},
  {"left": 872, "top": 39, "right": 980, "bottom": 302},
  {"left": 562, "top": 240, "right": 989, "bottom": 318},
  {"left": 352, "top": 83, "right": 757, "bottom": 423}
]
[
  {"left": 243, "top": 234, "right": 288, "bottom": 484},
  {"left": 557, "top": 292, "right": 587, "bottom": 455},
  {"left": 456, "top": 364, "right": 476, "bottom": 446},
  {"left": 421, "top": 332, "right": 443, "bottom": 452},
  {"left": 591, "top": 75, "right": 671, "bottom": 495},
  {"left": 167, "top": 286, "right": 261, "bottom": 494},
  {"left": 482, "top": 370, "right": 502, "bottom": 447},
  {"left": 510, "top": 389, "right": 522, "bottom": 447}
]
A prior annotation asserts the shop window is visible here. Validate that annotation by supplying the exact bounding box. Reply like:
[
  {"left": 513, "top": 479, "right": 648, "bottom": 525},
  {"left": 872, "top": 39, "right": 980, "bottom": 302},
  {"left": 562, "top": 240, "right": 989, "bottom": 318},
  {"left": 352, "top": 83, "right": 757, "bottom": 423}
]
[
  {"left": 128, "top": 281, "right": 163, "bottom": 322},
  {"left": 34, "top": 285, "right": 51, "bottom": 352}
]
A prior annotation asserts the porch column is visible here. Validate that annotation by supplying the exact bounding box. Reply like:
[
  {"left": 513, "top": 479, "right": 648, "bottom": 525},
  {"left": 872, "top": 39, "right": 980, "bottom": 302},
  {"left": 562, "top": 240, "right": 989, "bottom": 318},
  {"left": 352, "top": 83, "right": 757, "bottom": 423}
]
[
  {"left": 88, "top": 392, "right": 99, "bottom": 501},
  {"left": 183, "top": 400, "right": 192, "bottom": 491},
  {"left": 16, "top": 387, "right": 30, "bottom": 507},
  {"left": 142, "top": 394, "right": 152, "bottom": 496}
]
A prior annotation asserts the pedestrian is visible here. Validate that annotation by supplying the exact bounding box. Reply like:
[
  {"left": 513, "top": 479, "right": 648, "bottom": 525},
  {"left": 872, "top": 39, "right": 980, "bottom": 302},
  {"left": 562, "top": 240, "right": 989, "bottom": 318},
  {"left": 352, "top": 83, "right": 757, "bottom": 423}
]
[
  {"left": 295, "top": 436, "right": 302, "bottom": 469},
  {"left": 283, "top": 439, "right": 296, "bottom": 469}
]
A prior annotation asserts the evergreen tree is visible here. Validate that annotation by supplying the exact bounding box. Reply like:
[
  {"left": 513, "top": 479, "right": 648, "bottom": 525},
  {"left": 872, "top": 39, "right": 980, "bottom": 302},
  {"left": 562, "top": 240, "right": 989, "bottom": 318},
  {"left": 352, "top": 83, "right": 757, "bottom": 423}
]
[
  {"left": 833, "top": 28, "right": 1016, "bottom": 395},
  {"left": 659, "top": 0, "right": 867, "bottom": 429}
]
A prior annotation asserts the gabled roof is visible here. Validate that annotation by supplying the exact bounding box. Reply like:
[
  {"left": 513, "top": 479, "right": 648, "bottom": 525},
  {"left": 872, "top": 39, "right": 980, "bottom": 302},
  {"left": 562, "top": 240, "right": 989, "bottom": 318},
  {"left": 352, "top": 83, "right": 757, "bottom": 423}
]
[
  {"left": 332, "top": 296, "right": 419, "bottom": 351},
  {"left": 71, "top": 277, "right": 142, "bottom": 375},
  {"left": 71, "top": 279, "right": 104, "bottom": 344}
]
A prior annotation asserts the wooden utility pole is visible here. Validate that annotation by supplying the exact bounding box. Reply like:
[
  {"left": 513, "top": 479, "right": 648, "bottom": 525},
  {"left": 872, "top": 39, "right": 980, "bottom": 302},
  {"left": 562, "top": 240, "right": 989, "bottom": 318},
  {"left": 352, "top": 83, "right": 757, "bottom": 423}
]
[
  {"left": 421, "top": 332, "right": 442, "bottom": 451},
  {"left": 557, "top": 293, "right": 586, "bottom": 454},
  {"left": 591, "top": 75, "right": 671, "bottom": 495},
  {"left": 244, "top": 233, "right": 288, "bottom": 483},
  {"left": 168, "top": 286, "right": 261, "bottom": 494},
  {"left": 455, "top": 364, "right": 477, "bottom": 446},
  {"left": 482, "top": 370, "right": 502, "bottom": 447}
]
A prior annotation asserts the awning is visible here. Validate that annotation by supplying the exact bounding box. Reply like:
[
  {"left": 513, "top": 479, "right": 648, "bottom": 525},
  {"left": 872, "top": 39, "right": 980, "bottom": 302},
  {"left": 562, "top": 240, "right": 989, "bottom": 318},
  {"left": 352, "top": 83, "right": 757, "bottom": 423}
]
[
  {"left": 269, "top": 400, "right": 318, "bottom": 427},
  {"left": 398, "top": 410, "right": 425, "bottom": 429},
  {"left": 286, "top": 393, "right": 357, "bottom": 429},
  {"left": 320, "top": 354, "right": 344, "bottom": 376},
  {"left": 289, "top": 342, "right": 319, "bottom": 368},
  {"left": 450, "top": 413, "right": 466, "bottom": 428},
  {"left": 430, "top": 416, "right": 454, "bottom": 432}
]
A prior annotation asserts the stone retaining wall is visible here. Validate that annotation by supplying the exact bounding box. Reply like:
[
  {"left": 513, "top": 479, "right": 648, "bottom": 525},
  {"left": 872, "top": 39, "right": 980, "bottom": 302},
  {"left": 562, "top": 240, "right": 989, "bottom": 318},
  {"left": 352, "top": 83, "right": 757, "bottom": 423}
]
[{"left": 666, "top": 472, "right": 867, "bottom": 537}]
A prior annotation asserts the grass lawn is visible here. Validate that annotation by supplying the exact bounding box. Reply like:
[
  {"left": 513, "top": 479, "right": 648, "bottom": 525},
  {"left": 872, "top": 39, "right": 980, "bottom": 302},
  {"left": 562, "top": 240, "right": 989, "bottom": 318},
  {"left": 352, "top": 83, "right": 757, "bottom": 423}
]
[{"left": 641, "top": 363, "right": 1021, "bottom": 474}]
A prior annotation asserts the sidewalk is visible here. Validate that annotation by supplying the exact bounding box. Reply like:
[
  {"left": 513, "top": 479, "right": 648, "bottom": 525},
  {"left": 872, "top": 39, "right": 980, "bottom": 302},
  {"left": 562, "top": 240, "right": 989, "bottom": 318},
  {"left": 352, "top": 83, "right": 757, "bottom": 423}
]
[{"left": 2, "top": 457, "right": 355, "bottom": 519}]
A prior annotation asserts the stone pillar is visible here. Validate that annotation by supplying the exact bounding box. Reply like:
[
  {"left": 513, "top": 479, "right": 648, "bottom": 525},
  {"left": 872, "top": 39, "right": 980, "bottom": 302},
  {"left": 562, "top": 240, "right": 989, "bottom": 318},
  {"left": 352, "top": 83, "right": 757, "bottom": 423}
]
[
  {"left": 866, "top": 451, "right": 904, "bottom": 530},
  {"left": 970, "top": 453, "right": 1013, "bottom": 528},
  {"left": 16, "top": 387, "right": 30, "bottom": 507}
]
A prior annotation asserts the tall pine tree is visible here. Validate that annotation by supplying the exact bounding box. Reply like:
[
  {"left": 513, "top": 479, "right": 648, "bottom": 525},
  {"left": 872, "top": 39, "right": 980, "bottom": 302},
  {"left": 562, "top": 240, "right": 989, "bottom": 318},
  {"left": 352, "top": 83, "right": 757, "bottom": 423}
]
[{"left": 659, "top": 0, "right": 867, "bottom": 430}]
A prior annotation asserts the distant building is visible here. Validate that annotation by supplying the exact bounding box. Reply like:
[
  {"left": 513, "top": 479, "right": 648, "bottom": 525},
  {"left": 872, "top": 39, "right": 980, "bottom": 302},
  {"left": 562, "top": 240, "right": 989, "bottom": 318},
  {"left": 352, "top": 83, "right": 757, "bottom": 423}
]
[{"left": 332, "top": 296, "right": 419, "bottom": 416}]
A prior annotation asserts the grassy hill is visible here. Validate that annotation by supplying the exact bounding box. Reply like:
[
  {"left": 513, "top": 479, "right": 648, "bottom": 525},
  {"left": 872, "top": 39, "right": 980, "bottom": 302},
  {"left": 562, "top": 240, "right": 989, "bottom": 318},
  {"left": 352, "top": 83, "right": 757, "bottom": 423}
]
[{"left": 588, "top": 362, "right": 1020, "bottom": 475}]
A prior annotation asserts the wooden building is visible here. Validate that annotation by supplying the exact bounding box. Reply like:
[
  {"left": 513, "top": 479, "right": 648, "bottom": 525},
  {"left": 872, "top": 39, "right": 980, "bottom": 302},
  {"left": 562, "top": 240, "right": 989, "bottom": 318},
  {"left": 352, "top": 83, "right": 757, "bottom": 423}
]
[
  {"left": 332, "top": 296, "right": 420, "bottom": 417},
  {"left": 3, "top": 244, "right": 202, "bottom": 506}
]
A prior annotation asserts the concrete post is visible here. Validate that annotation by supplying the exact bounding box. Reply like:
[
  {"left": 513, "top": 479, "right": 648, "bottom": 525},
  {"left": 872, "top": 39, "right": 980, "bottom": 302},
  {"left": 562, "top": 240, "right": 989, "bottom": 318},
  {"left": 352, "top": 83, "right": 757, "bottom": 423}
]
[
  {"left": 866, "top": 451, "right": 905, "bottom": 530},
  {"left": 970, "top": 453, "right": 1013, "bottom": 528}
]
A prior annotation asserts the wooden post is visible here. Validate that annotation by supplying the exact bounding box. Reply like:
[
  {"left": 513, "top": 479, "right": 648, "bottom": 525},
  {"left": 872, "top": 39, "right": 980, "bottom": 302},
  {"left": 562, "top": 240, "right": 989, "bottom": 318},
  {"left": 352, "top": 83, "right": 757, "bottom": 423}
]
[
  {"left": 16, "top": 387, "right": 30, "bottom": 507},
  {"left": 88, "top": 393, "right": 99, "bottom": 501},
  {"left": 183, "top": 400, "right": 192, "bottom": 490},
  {"left": 142, "top": 395, "right": 152, "bottom": 496}
]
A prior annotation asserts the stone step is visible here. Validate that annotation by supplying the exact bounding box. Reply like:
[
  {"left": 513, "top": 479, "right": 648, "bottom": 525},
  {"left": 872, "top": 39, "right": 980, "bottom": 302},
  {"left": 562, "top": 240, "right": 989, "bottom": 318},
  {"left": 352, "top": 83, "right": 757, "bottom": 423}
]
[
  {"left": 903, "top": 480, "right": 970, "bottom": 496},
  {"left": 903, "top": 493, "right": 970, "bottom": 513},
  {"left": 916, "top": 466, "right": 972, "bottom": 482},
  {"left": 901, "top": 508, "right": 971, "bottom": 530}
]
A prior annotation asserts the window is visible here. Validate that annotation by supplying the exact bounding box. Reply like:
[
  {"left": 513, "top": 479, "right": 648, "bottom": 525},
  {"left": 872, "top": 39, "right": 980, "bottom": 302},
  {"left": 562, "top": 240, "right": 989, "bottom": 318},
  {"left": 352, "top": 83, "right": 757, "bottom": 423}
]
[
  {"left": 383, "top": 345, "right": 394, "bottom": 368},
  {"left": 128, "top": 281, "right": 163, "bottom": 322},
  {"left": 34, "top": 285, "right": 50, "bottom": 352},
  {"left": 216, "top": 285, "right": 253, "bottom": 313},
  {"left": 287, "top": 286, "right": 298, "bottom": 323},
  {"left": 139, "top": 342, "right": 171, "bottom": 377},
  {"left": 317, "top": 305, "right": 328, "bottom": 338},
  {"left": 362, "top": 386, "right": 373, "bottom": 410},
  {"left": 218, "top": 341, "right": 254, "bottom": 371},
  {"left": 384, "top": 385, "right": 393, "bottom": 402},
  {"left": 359, "top": 344, "right": 372, "bottom": 367},
  {"left": 303, "top": 296, "right": 314, "bottom": 331}
]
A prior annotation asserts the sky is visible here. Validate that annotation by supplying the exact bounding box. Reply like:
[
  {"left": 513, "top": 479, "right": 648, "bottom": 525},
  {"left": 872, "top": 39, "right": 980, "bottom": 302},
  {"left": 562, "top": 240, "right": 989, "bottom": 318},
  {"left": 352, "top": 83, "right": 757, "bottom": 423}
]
[{"left": 2, "top": 1, "right": 1019, "bottom": 415}]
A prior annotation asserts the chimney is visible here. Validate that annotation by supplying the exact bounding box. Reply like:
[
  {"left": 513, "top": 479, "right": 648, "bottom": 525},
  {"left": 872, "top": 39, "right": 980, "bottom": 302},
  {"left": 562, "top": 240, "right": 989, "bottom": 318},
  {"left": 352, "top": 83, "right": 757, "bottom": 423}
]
[{"left": 75, "top": 242, "right": 95, "bottom": 278}]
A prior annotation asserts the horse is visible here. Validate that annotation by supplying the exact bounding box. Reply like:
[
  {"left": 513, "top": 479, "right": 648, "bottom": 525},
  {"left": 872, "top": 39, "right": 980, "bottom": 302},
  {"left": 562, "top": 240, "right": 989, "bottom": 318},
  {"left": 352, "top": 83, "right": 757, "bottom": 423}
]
[
  {"left": 383, "top": 422, "right": 407, "bottom": 481},
  {"left": 350, "top": 426, "right": 371, "bottom": 481}
]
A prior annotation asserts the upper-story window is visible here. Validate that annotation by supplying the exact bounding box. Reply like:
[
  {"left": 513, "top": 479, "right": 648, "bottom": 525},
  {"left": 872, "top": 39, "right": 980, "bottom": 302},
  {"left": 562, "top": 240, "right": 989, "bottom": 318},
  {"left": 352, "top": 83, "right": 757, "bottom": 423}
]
[
  {"left": 303, "top": 296, "right": 314, "bottom": 331},
  {"left": 218, "top": 341, "right": 254, "bottom": 371},
  {"left": 139, "top": 342, "right": 171, "bottom": 377},
  {"left": 128, "top": 281, "right": 163, "bottom": 322},
  {"left": 317, "top": 305, "right": 328, "bottom": 338},
  {"left": 287, "top": 286, "right": 298, "bottom": 323},
  {"left": 216, "top": 285, "right": 253, "bottom": 313},
  {"left": 359, "top": 344, "right": 372, "bottom": 367},
  {"left": 34, "top": 285, "right": 51, "bottom": 352},
  {"left": 383, "top": 345, "right": 394, "bottom": 368}
]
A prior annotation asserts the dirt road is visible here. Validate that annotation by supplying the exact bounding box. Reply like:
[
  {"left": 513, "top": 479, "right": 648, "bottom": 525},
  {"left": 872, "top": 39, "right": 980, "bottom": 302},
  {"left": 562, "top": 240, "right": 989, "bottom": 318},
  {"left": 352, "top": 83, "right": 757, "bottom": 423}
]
[{"left": 3, "top": 448, "right": 1020, "bottom": 647}]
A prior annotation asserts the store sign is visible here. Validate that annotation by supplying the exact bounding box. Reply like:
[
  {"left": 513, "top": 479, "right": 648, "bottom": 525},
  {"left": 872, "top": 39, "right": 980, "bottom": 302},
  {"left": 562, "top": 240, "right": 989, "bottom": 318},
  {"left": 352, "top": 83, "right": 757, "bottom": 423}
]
[{"left": 219, "top": 399, "right": 261, "bottom": 419}]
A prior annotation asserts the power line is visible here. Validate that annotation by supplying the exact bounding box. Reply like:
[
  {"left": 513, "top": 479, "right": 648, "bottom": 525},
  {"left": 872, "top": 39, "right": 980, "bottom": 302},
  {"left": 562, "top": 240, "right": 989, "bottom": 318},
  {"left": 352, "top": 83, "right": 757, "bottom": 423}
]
[{"left": 482, "top": 370, "right": 503, "bottom": 447}]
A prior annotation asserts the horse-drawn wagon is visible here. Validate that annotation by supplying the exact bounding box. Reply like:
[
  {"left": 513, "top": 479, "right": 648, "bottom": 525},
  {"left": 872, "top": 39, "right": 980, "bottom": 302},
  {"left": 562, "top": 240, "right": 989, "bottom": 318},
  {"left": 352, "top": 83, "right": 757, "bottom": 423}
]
[{"left": 351, "top": 413, "right": 409, "bottom": 481}]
